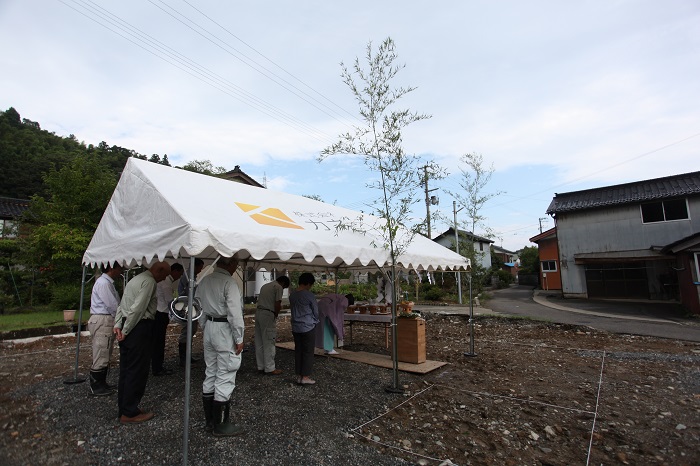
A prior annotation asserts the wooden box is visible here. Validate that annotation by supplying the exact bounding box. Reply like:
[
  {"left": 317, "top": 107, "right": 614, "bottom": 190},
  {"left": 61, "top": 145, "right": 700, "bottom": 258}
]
[{"left": 396, "top": 317, "right": 426, "bottom": 364}]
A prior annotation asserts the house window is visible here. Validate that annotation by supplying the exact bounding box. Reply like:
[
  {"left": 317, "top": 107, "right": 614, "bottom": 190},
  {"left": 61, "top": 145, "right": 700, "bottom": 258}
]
[
  {"left": 641, "top": 199, "right": 689, "bottom": 223},
  {"left": 541, "top": 261, "right": 557, "bottom": 272},
  {"left": 479, "top": 243, "right": 483, "bottom": 251},
  {"left": 1, "top": 219, "right": 17, "bottom": 238}
]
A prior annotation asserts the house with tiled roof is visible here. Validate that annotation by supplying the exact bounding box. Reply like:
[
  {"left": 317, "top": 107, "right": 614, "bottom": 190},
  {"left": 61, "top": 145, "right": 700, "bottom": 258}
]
[
  {"left": 491, "top": 245, "right": 519, "bottom": 278},
  {"left": 433, "top": 228, "right": 494, "bottom": 270},
  {"left": 546, "top": 171, "right": 700, "bottom": 314},
  {"left": 0, "top": 197, "right": 30, "bottom": 238},
  {"left": 221, "top": 165, "right": 265, "bottom": 188}
]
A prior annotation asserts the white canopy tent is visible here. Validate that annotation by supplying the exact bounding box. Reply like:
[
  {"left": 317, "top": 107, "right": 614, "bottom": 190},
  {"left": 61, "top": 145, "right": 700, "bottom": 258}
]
[
  {"left": 77, "top": 157, "right": 469, "bottom": 464},
  {"left": 83, "top": 158, "right": 470, "bottom": 273}
]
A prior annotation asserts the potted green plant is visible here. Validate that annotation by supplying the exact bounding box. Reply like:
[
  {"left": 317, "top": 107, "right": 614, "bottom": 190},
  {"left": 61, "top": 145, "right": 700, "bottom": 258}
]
[{"left": 50, "top": 284, "right": 81, "bottom": 322}]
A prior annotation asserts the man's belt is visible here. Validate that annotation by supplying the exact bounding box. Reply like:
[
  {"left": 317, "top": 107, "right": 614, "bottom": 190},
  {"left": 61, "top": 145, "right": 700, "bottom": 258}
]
[
  {"left": 257, "top": 308, "right": 274, "bottom": 313},
  {"left": 207, "top": 315, "right": 228, "bottom": 322}
]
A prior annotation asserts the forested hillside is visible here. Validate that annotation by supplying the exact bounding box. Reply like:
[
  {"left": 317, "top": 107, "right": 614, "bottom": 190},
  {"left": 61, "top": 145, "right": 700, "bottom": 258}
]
[
  {"left": 0, "top": 107, "right": 170, "bottom": 199},
  {"left": 0, "top": 107, "right": 171, "bottom": 312}
]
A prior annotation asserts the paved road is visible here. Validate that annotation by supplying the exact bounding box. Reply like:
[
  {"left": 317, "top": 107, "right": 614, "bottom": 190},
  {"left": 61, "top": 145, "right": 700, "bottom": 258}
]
[{"left": 415, "top": 285, "right": 700, "bottom": 343}]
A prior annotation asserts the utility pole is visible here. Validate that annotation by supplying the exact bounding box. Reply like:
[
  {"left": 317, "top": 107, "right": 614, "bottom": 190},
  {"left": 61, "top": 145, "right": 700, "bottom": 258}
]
[
  {"left": 423, "top": 165, "right": 439, "bottom": 238},
  {"left": 538, "top": 217, "right": 547, "bottom": 234},
  {"left": 453, "top": 201, "right": 464, "bottom": 304}
]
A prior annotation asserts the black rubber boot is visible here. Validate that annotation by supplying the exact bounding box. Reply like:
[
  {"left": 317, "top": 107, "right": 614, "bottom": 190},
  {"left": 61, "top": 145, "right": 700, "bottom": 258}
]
[
  {"left": 179, "top": 343, "right": 186, "bottom": 367},
  {"left": 202, "top": 393, "right": 214, "bottom": 432},
  {"left": 89, "top": 369, "right": 114, "bottom": 397},
  {"left": 103, "top": 366, "right": 116, "bottom": 390},
  {"left": 212, "top": 400, "right": 244, "bottom": 437}
]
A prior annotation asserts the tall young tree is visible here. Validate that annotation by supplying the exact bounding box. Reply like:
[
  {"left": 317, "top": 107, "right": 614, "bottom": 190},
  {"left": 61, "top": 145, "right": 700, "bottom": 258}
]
[
  {"left": 452, "top": 152, "right": 504, "bottom": 238},
  {"left": 319, "top": 37, "right": 432, "bottom": 259},
  {"left": 319, "top": 37, "right": 433, "bottom": 392},
  {"left": 448, "top": 152, "right": 504, "bottom": 292}
]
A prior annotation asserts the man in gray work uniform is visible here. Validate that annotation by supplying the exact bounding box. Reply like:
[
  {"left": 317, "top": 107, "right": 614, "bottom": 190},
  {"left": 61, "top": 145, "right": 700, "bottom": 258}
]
[
  {"left": 196, "top": 256, "right": 245, "bottom": 437},
  {"left": 178, "top": 258, "right": 204, "bottom": 366},
  {"left": 255, "top": 275, "right": 290, "bottom": 375}
]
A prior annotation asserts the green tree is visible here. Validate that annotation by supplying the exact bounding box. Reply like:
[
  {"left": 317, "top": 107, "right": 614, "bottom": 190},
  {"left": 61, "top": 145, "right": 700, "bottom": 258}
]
[
  {"left": 320, "top": 37, "right": 435, "bottom": 391},
  {"left": 320, "top": 37, "right": 432, "bottom": 260},
  {"left": 448, "top": 152, "right": 504, "bottom": 293},
  {"left": 21, "top": 155, "right": 118, "bottom": 288},
  {"left": 518, "top": 246, "right": 539, "bottom": 275},
  {"left": 451, "top": 152, "right": 504, "bottom": 239},
  {"left": 180, "top": 159, "right": 227, "bottom": 176}
]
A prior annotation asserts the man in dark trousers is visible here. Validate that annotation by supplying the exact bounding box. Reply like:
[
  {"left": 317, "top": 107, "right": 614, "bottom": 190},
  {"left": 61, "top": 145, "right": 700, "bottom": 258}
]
[
  {"left": 152, "top": 263, "right": 184, "bottom": 376},
  {"left": 113, "top": 261, "right": 171, "bottom": 424}
]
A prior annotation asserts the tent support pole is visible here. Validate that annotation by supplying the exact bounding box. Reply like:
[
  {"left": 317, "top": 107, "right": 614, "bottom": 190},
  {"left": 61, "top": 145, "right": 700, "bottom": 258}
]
[
  {"left": 464, "top": 271, "right": 477, "bottom": 357},
  {"left": 182, "top": 257, "right": 195, "bottom": 466},
  {"left": 65, "top": 265, "right": 87, "bottom": 384},
  {"left": 242, "top": 260, "right": 248, "bottom": 300}
]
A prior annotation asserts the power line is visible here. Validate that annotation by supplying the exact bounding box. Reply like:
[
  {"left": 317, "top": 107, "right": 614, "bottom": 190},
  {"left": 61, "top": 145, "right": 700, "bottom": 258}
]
[
  {"left": 451, "top": 131, "right": 700, "bottom": 212},
  {"left": 60, "top": 0, "right": 338, "bottom": 145},
  {"left": 177, "top": 0, "right": 361, "bottom": 126}
]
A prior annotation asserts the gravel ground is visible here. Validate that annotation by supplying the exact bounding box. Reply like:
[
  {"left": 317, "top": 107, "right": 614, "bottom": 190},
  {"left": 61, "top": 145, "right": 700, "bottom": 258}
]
[{"left": 2, "top": 312, "right": 700, "bottom": 465}]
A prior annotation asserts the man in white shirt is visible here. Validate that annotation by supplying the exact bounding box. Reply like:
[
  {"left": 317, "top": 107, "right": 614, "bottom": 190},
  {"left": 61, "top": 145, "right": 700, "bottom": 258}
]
[{"left": 87, "top": 262, "right": 123, "bottom": 396}]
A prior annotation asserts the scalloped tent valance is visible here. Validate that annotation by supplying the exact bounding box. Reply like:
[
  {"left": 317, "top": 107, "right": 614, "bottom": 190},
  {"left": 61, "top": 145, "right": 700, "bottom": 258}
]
[{"left": 83, "top": 158, "right": 470, "bottom": 273}]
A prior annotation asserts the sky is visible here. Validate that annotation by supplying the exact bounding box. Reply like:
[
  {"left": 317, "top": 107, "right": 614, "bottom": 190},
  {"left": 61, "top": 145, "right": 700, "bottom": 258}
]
[{"left": 1, "top": 0, "right": 699, "bottom": 252}]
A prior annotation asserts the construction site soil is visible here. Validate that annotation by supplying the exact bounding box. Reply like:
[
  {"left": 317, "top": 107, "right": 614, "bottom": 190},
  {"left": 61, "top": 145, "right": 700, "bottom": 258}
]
[{"left": 1, "top": 313, "right": 699, "bottom": 465}]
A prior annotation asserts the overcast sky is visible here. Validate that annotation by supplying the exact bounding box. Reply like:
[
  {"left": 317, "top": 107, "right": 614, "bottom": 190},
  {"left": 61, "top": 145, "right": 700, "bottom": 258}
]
[{"left": 1, "top": 1, "right": 698, "bottom": 251}]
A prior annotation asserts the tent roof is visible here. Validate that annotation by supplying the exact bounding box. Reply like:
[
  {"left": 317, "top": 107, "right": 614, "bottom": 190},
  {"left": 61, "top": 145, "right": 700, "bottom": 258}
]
[{"left": 83, "top": 158, "right": 470, "bottom": 272}]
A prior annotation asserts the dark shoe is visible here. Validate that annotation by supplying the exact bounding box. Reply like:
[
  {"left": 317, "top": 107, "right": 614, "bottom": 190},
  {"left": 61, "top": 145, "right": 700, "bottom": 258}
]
[
  {"left": 120, "top": 412, "right": 154, "bottom": 424},
  {"left": 153, "top": 368, "right": 173, "bottom": 376},
  {"left": 265, "top": 369, "right": 283, "bottom": 375}
]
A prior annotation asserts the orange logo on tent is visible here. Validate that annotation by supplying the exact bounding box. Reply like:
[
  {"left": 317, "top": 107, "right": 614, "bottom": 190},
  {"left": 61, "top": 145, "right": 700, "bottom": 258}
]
[{"left": 235, "top": 203, "right": 304, "bottom": 229}]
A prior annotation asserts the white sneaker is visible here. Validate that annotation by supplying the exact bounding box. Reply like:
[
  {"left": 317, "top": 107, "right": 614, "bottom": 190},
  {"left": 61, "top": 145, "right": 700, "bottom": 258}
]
[{"left": 325, "top": 349, "right": 339, "bottom": 355}]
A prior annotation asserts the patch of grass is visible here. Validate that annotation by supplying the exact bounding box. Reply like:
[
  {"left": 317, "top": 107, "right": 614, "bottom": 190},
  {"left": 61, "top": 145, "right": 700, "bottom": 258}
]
[{"left": 0, "top": 309, "right": 88, "bottom": 333}]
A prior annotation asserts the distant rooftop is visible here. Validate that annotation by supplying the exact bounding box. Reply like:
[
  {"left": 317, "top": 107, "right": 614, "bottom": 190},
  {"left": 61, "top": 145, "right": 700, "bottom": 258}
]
[
  {"left": 547, "top": 171, "right": 700, "bottom": 215},
  {"left": 221, "top": 165, "right": 265, "bottom": 188},
  {"left": 433, "top": 227, "right": 494, "bottom": 244},
  {"left": 0, "top": 197, "right": 30, "bottom": 219}
]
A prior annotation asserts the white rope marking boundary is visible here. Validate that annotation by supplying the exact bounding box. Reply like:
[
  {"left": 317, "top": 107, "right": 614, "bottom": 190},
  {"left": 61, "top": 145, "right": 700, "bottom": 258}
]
[
  {"left": 350, "top": 384, "right": 435, "bottom": 432},
  {"left": 586, "top": 350, "right": 606, "bottom": 466},
  {"left": 479, "top": 338, "right": 608, "bottom": 354},
  {"left": 431, "top": 383, "right": 596, "bottom": 415},
  {"left": 358, "top": 435, "right": 445, "bottom": 464},
  {"left": 348, "top": 384, "right": 447, "bottom": 464},
  {"left": 0, "top": 347, "right": 74, "bottom": 358}
]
